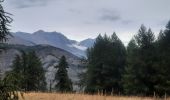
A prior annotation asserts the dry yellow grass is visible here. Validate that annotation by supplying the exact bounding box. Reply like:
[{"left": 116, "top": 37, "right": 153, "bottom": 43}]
[{"left": 18, "top": 92, "right": 170, "bottom": 100}]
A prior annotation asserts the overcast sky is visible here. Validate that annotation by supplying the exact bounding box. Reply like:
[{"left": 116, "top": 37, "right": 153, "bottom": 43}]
[{"left": 3, "top": 0, "right": 170, "bottom": 43}]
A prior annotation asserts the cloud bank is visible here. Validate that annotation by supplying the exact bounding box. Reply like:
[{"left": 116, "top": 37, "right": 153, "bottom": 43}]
[{"left": 10, "top": 0, "right": 54, "bottom": 8}]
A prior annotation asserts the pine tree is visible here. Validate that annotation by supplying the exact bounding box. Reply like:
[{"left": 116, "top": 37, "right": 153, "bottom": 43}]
[
  {"left": 123, "top": 39, "right": 140, "bottom": 95},
  {"left": 123, "top": 25, "right": 157, "bottom": 95},
  {"left": 10, "top": 51, "right": 46, "bottom": 91},
  {"left": 85, "top": 33, "right": 126, "bottom": 94},
  {"left": 155, "top": 21, "right": 170, "bottom": 95},
  {"left": 9, "top": 54, "right": 24, "bottom": 88},
  {"left": 135, "top": 25, "right": 155, "bottom": 48},
  {"left": 20, "top": 51, "right": 28, "bottom": 91},
  {"left": 0, "top": 0, "right": 21, "bottom": 99},
  {"left": 0, "top": 0, "right": 12, "bottom": 42},
  {"left": 54, "top": 56, "right": 73, "bottom": 92},
  {"left": 26, "top": 51, "right": 46, "bottom": 91}
]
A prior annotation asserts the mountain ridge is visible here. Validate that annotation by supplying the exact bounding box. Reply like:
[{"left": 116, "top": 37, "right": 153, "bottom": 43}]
[{"left": 8, "top": 30, "right": 95, "bottom": 57}]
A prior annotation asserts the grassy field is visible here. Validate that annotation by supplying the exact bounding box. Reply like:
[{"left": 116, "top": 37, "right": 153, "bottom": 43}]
[{"left": 18, "top": 92, "right": 169, "bottom": 100}]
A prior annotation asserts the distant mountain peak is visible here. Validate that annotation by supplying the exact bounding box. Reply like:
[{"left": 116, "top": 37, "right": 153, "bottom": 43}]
[
  {"left": 79, "top": 38, "right": 95, "bottom": 48},
  {"left": 33, "top": 30, "right": 64, "bottom": 36},
  {"left": 33, "top": 30, "right": 45, "bottom": 34},
  {"left": 84, "top": 38, "right": 95, "bottom": 41}
]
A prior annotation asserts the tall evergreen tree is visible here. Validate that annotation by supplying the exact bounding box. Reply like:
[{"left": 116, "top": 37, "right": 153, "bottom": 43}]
[
  {"left": 123, "top": 39, "right": 140, "bottom": 95},
  {"left": 85, "top": 33, "right": 126, "bottom": 94},
  {"left": 0, "top": 0, "right": 12, "bottom": 42},
  {"left": 9, "top": 55, "right": 23, "bottom": 88},
  {"left": 26, "top": 51, "right": 46, "bottom": 91},
  {"left": 0, "top": 0, "right": 21, "bottom": 99},
  {"left": 10, "top": 51, "right": 46, "bottom": 91},
  {"left": 123, "top": 25, "right": 157, "bottom": 95},
  {"left": 54, "top": 56, "right": 73, "bottom": 92},
  {"left": 155, "top": 21, "right": 170, "bottom": 95}
]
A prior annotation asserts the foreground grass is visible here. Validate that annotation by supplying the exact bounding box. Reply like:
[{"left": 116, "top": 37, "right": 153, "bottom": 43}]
[{"left": 18, "top": 92, "right": 170, "bottom": 100}]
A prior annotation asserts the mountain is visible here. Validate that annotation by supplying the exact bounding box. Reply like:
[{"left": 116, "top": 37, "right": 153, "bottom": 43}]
[
  {"left": 79, "top": 38, "right": 95, "bottom": 48},
  {"left": 0, "top": 44, "right": 85, "bottom": 91},
  {"left": 1, "top": 31, "right": 95, "bottom": 91},
  {"left": 11, "top": 30, "right": 95, "bottom": 57},
  {"left": 5, "top": 34, "right": 35, "bottom": 46}
]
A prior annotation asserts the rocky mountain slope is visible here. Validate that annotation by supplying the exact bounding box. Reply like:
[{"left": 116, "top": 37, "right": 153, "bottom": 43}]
[
  {"left": 9, "top": 30, "right": 95, "bottom": 57},
  {"left": 0, "top": 44, "right": 85, "bottom": 91},
  {"left": 79, "top": 38, "right": 95, "bottom": 48}
]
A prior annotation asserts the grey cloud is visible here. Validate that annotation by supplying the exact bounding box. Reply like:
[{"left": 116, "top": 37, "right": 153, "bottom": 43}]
[
  {"left": 101, "top": 14, "right": 120, "bottom": 21},
  {"left": 99, "top": 9, "right": 121, "bottom": 22},
  {"left": 10, "top": 0, "right": 54, "bottom": 8},
  {"left": 121, "top": 20, "right": 133, "bottom": 25}
]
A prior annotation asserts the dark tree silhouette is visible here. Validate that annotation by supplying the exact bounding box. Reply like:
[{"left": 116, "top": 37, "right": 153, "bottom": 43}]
[
  {"left": 54, "top": 56, "right": 73, "bottom": 92},
  {"left": 0, "top": 0, "right": 21, "bottom": 100},
  {"left": 0, "top": 0, "right": 12, "bottom": 42},
  {"left": 85, "top": 33, "right": 126, "bottom": 94},
  {"left": 9, "top": 51, "right": 46, "bottom": 91}
]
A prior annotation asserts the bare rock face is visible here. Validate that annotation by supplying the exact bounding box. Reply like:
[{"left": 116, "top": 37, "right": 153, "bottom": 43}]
[
  {"left": 0, "top": 49, "right": 20, "bottom": 76},
  {"left": 0, "top": 44, "right": 85, "bottom": 91}
]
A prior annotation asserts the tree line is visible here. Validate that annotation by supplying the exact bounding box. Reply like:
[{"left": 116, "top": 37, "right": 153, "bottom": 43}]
[
  {"left": 6, "top": 51, "right": 73, "bottom": 93},
  {"left": 82, "top": 22, "right": 170, "bottom": 96}
]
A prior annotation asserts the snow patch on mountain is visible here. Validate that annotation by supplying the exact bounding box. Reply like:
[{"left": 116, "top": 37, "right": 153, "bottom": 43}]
[{"left": 68, "top": 44, "right": 87, "bottom": 51}]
